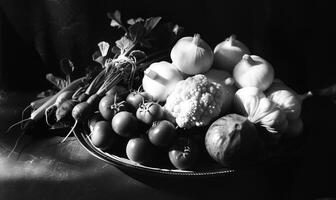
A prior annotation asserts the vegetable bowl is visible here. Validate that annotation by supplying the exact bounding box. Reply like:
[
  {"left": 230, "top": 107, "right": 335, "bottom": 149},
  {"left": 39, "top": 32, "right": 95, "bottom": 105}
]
[
  {"left": 72, "top": 116, "right": 308, "bottom": 179},
  {"left": 8, "top": 10, "right": 334, "bottom": 180},
  {"left": 73, "top": 126, "right": 237, "bottom": 178}
]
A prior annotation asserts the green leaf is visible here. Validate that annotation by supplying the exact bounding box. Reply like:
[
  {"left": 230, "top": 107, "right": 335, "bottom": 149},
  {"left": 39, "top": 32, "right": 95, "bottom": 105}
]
[
  {"left": 36, "top": 89, "right": 58, "bottom": 98},
  {"left": 139, "top": 39, "right": 152, "bottom": 49},
  {"left": 172, "top": 24, "right": 184, "bottom": 36},
  {"left": 45, "top": 73, "right": 68, "bottom": 89},
  {"left": 107, "top": 10, "right": 125, "bottom": 29},
  {"left": 127, "top": 17, "right": 144, "bottom": 25},
  {"left": 115, "top": 36, "right": 134, "bottom": 54},
  {"left": 144, "top": 17, "right": 162, "bottom": 33},
  {"left": 129, "top": 50, "right": 146, "bottom": 62},
  {"left": 128, "top": 22, "right": 146, "bottom": 42},
  {"left": 97, "top": 41, "right": 110, "bottom": 57},
  {"left": 111, "top": 45, "right": 121, "bottom": 55},
  {"left": 60, "top": 58, "right": 75, "bottom": 77},
  {"left": 92, "top": 50, "right": 104, "bottom": 65}
]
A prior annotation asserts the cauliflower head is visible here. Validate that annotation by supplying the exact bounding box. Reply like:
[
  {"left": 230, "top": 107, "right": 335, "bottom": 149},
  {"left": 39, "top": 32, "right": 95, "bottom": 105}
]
[{"left": 164, "top": 74, "right": 226, "bottom": 129}]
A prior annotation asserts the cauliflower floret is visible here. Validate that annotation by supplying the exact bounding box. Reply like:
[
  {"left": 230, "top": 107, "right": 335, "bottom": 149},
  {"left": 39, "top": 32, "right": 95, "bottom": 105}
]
[{"left": 164, "top": 74, "right": 226, "bottom": 129}]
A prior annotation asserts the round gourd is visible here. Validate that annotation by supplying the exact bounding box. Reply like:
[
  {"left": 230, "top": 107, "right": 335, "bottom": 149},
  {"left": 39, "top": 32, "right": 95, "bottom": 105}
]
[
  {"left": 205, "top": 114, "right": 265, "bottom": 167},
  {"left": 233, "top": 54, "right": 274, "bottom": 91},
  {"left": 142, "top": 61, "right": 184, "bottom": 102}
]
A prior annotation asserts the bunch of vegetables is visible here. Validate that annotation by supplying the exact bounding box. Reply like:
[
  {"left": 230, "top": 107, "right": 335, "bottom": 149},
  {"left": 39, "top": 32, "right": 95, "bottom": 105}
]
[{"left": 9, "top": 11, "right": 318, "bottom": 170}]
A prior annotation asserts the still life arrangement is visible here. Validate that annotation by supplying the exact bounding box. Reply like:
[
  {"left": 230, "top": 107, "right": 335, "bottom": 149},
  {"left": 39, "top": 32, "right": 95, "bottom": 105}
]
[{"left": 8, "top": 10, "right": 326, "bottom": 177}]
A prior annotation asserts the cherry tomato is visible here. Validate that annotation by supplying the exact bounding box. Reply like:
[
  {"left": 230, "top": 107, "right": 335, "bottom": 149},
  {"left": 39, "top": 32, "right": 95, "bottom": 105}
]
[
  {"left": 91, "top": 121, "right": 116, "bottom": 150},
  {"left": 111, "top": 111, "right": 138, "bottom": 137},
  {"left": 148, "top": 120, "right": 177, "bottom": 147},
  {"left": 168, "top": 137, "right": 200, "bottom": 170},
  {"left": 136, "top": 102, "right": 163, "bottom": 125},
  {"left": 126, "top": 137, "right": 153, "bottom": 164},
  {"left": 99, "top": 95, "right": 126, "bottom": 121},
  {"left": 126, "top": 91, "right": 152, "bottom": 111},
  {"left": 88, "top": 113, "right": 104, "bottom": 132}
]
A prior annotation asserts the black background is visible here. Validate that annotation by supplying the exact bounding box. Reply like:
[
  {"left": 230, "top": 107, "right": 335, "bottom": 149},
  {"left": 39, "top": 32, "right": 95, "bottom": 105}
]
[
  {"left": 1, "top": 0, "right": 335, "bottom": 92},
  {"left": 1, "top": 0, "right": 336, "bottom": 199}
]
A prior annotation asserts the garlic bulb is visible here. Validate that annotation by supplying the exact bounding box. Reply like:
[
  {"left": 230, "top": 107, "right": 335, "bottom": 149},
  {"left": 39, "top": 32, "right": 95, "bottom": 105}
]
[
  {"left": 170, "top": 34, "right": 214, "bottom": 75},
  {"left": 234, "top": 87, "right": 288, "bottom": 134},
  {"left": 266, "top": 79, "right": 303, "bottom": 120}
]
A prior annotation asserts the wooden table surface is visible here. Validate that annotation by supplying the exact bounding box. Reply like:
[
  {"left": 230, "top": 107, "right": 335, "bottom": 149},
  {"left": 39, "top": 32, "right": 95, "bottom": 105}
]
[{"left": 1, "top": 90, "right": 336, "bottom": 200}]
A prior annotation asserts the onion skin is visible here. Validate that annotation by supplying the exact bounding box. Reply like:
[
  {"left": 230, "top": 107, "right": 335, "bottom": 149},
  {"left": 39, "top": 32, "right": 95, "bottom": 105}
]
[
  {"left": 233, "top": 54, "right": 274, "bottom": 91},
  {"left": 170, "top": 34, "right": 214, "bottom": 75},
  {"left": 204, "top": 69, "right": 237, "bottom": 114},
  {"left": 213, "top": 35, "right": 250, "bottom": 73}
]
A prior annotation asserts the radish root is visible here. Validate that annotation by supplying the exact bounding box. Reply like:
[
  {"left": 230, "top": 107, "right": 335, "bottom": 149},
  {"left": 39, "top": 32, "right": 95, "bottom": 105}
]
[
  {"left": 6, "top": 118, "right": 32, "bottom": 133},
  {"left": 44, "top": 105, "right": 56, "bottom": 126},
  {"left": 61, "top": 120, "right": 78, "bottom": 143},
  {"left": 7, "top": 131, "right": 25, "bottom": 158},
  {"left": 20, "top": 105, "right": 32, "bottom": 129}
]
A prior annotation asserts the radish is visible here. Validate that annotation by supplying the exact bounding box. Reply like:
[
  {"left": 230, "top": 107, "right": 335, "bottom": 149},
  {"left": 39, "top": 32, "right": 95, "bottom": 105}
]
[
  {"left": 6, "top": 77, "right": 87, "bottom": 133},
  {"left": 20, "top": 96, "right": 52, "bottom": 129},
  {"left": 59, "top": 65, "right": 125, "bottom": 142},
  {"left": 55, "top": 99, "right": 78, "bottom": 122},
  {"left": 60, "top": 100, "right": 94, "bottom": 143},
  {"left": 22, "top": 96, "right": 52, "bottom": 114},
  {"left": 61, "top": 93, "right": 104, "bottom": 143},
  {"left": 45, "top": 90, "right": 75, "bottom": 125}
]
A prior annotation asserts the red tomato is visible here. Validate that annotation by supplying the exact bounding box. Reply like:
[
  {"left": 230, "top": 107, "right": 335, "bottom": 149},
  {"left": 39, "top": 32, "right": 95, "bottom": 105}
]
[
  {"left": 91, "top": 121, "right": 116, "bottom": 150},
  {"left": 168, "top": 137, "right": 200, "bottom": 170},
  {"left": 148, "top": 120, "right": 177, "bottom": 147},
  {"left": 126, "top": 91, "right": 152, "bottom": 111},
  {"left": 126, "top": 137, "right": 153, "bottom": 164},
  {"left": 111, "top": 111, "right": 138, "bottom": 137},
  {"left": 136, "top": 102, "right": 163, "bottom": 125},
  {"left": 99, "top": 95, "right": 127, "bottom": 121}
]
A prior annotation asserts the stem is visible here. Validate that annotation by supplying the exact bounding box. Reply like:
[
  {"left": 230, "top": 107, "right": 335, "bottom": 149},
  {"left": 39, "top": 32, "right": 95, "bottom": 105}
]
[
  {"left": 192, "top": 33, "right": 201, "bottom": 46},
  {"left": 242, "top": 54, "right": 255, "bottom": 65},
  {"left": 228, "top": 34, "right": 236, "bottom": 45},
  {"left": 144, "top": 69, "right": 159, "bottom": 79},
  {"left": 85, "top": 69, "right": 106, "bottom": 95},
  {"left": 299, "top": 91, "right": 313, "bottom": 101},
  {"left": 224, "top": 77, "right": 235, "bottom": 86},
  {"left": 123, "top": 41, "right": 138, "bottom": 57},
  {"left": 96, "top": 73, "right": 123, "bottom": 96},
  {"left": 66, "top": 75, "right": 71, "bottom": 85},
  {"left": 144, "top": 69, "right": 169, "bottom": 86}
]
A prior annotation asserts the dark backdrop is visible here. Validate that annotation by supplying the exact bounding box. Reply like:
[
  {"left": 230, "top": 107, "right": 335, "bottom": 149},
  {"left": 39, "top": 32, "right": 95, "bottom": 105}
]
[
  {"left": 1, "top": 0, "right": 335, "bottom": 92},
  {"left": 1, "top": 1, "right": 336, "bottom": 200}
]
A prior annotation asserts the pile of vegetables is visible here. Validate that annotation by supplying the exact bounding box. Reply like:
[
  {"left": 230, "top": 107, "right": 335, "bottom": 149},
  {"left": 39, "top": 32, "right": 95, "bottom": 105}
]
[{"left": 9, "top": 11, "right": 316, "bottom": 170}]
